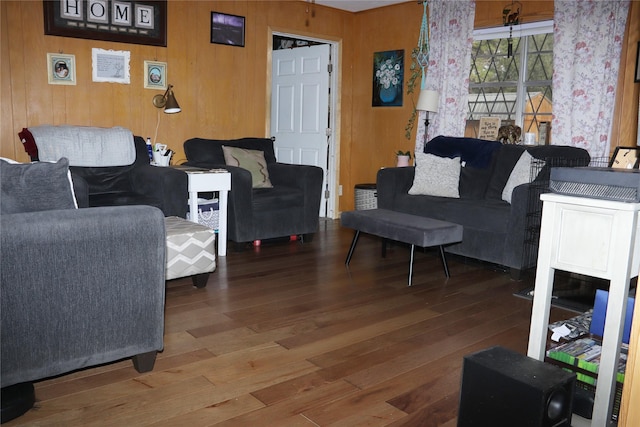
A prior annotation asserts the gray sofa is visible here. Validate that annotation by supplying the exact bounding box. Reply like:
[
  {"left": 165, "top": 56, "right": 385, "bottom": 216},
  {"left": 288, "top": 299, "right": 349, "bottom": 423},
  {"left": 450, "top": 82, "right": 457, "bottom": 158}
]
[
  {"left": 1, "top": 158, "right": 166, "bottom": 421},
  {"left": 377, "top": 136, "right": 591, "bottom": 278}
]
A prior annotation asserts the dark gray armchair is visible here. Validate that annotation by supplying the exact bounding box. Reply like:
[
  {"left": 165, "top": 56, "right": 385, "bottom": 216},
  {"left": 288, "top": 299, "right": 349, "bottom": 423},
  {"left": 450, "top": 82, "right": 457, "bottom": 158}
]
[
  {"left": 20, "top": 128, "right": 188, "bottom": 217},
  {"left": 1, "top": 158, "right": 166, "bottom": 421},
  {"left": 183, "top": 137, "right": 323, "bottom": 245}
]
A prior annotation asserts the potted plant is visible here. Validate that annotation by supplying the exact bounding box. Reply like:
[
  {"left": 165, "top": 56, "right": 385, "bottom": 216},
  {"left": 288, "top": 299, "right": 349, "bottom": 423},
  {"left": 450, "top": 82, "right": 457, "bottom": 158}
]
[{"left": 396, "top": 150, "right": 412, "bottom": 167}]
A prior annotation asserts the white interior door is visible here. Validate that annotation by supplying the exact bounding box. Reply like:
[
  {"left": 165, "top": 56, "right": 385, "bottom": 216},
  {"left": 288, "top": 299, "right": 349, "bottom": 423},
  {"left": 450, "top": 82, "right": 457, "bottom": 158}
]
[{"left": 271, "top": 44, "right": 330, "bottom": 217}]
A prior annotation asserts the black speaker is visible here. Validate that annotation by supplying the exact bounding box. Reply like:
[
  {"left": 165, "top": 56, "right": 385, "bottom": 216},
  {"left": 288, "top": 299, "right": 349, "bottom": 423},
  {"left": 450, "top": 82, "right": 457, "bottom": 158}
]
[{"left": 458, "top": 346, "right": 576, "bottom": 427}]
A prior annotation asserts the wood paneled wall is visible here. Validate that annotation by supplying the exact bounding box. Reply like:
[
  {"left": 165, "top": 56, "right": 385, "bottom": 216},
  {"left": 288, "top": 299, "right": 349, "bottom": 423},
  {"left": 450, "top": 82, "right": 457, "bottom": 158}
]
[
  {"left": 1, "top": 1, "right": 638, "bottom": 214},
  {"left": 0, "top": 0, "right": 355, "bottom": 173}
]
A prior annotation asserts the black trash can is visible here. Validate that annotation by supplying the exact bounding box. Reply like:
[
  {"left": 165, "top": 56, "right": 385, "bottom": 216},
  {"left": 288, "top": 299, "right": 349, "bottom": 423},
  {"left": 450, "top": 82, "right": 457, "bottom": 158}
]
[{"left": 354, "top": 183, "right": 377, "bottom": 210}]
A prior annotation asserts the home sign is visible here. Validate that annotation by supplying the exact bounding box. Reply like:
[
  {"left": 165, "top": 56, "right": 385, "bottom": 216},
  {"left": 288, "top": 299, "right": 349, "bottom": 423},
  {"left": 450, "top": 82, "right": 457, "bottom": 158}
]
[{"left": 43, "top": 0, "right": 167, "bottom": 47}]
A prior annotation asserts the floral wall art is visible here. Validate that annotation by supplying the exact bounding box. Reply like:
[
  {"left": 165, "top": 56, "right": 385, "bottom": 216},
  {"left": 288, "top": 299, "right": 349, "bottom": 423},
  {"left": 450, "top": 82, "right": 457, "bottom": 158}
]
[{"left": 372, "top": 50, "right": 404, "bottom": 107}]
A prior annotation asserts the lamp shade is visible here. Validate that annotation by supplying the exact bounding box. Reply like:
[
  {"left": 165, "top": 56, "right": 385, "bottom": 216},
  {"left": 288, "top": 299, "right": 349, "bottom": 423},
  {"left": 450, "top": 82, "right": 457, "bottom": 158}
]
[
  {"left": 163, "top": 89, "right": 181, "bottom": 114},
  {"left": 416, "top": 89, "right": 439, "bottom": 113},
  {"left": 152, "top": 84, "right": 181, "bottom": 114}
]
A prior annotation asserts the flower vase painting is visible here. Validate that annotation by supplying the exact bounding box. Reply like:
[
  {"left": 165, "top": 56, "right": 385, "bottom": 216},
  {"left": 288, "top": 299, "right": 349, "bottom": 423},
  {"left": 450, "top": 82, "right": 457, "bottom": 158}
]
[{"left": 372, "top": 50, "right": 404, "bottom": 107}]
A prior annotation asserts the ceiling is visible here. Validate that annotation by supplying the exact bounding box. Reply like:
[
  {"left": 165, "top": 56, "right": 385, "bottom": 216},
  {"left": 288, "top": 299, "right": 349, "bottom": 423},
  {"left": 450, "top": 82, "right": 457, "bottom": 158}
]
[{"left": 314, "top": 0, "right": 410, "bottom": 13}]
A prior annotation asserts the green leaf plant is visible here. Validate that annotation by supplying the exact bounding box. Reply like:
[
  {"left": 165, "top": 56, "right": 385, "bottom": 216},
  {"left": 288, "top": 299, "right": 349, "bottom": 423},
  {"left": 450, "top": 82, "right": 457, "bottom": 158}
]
[{"left": 404, "top": 46, "right": 424, "bottom": 140}]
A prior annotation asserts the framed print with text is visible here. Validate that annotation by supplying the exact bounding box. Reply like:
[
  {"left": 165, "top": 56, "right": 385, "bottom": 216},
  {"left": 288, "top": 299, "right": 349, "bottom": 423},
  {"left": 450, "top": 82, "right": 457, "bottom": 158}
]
[
  {"left": 144, "top": 60, "right": 167, "bottom": 89},
  {"left": 92, "top": 48, "right": 130, "bottom": 84},
  {"left": 47, "top": 53, "right": 76, "bottom": 85}
]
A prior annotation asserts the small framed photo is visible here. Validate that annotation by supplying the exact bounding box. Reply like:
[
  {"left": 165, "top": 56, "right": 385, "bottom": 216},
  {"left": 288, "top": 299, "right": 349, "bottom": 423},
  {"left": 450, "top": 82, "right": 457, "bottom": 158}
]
[
  {"left": 210, "top": 12, "right": 245, "bottom": 47},
  {"left": 47, "top": 53, "right": 76, "bottom": 85},
  {"left": 92, "top": 48, "right": 131, "bottom": 84},
  {"left": 609, "top": 147, "right": 640, "bottom": 169},
  {"left": 144, "top": 61, "right": 167, "bottom": 90}
]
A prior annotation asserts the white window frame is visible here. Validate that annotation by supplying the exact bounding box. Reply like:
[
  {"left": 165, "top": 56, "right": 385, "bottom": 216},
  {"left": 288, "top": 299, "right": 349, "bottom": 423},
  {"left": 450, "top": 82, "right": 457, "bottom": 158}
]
[{"left": 470, "top": 20, "right": 554, "bottom": 128}]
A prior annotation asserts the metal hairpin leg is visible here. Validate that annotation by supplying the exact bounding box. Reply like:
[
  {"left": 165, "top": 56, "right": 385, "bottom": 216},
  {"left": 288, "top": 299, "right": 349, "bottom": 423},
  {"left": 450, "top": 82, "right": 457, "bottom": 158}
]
[
  {"left": 439, "top": 245, "right": 450, "bottom": 278},
  {"left": 345, "top": 230, "right": 360, "bottom": 265},
  {"left": 408, "top": 244, "right": 415, "bottom": 286}
]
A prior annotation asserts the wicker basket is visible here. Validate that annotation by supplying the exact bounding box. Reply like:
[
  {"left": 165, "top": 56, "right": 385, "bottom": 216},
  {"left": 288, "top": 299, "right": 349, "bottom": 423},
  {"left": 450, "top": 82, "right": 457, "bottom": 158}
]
[
  {"left": 186, "top": 199, "right": 219, "bottom": 231},
  {"left": 354, "top": 183, "right": 377, "bottom": 210}
]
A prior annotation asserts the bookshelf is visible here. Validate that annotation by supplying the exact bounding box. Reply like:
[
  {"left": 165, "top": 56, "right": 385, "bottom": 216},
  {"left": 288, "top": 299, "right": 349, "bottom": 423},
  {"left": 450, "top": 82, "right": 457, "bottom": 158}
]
[{"left": 527, "top": 193, "right": 640, "bottom": 426}]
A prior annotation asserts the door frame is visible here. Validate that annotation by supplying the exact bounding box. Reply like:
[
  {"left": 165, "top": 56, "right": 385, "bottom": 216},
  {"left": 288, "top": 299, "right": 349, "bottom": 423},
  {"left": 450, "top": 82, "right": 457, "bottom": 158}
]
[{"left": 267, "top": 28, "right": 341, "bottom": 219}]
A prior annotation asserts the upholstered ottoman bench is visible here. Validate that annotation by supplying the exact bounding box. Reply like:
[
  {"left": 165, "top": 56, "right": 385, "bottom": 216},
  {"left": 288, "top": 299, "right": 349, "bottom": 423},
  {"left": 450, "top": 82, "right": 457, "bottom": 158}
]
[
  {"left": 164, "top": 216, "right": 216, "bottom": 288},
  {"left": 341, "top": 208, "right": 463, "bottom": 286}
]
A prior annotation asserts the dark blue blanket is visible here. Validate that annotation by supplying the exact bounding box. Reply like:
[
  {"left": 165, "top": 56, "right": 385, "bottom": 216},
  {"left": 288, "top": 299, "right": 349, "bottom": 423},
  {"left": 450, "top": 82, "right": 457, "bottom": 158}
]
[{"left": 424, "top": 136, "right": 502, "bottom": 169}]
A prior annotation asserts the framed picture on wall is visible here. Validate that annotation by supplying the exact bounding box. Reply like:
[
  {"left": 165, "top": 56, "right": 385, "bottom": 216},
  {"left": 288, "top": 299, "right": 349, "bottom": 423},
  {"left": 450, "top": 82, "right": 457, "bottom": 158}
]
[
  {"left": 144, "top": 60, "right": 167, "bottom": 90},
  {"left": 372, "top": 50, "right": 404, "bottom": 107},
  {"left": 46, "top": 53, "right": 76, "bottom": 85},
  {"left": 210, "top": 12, "right": 245, "bottom": 47},
  {"left": 43, "top": 0, "right": 167, "bottom": 47},
  {"left": 609, "top": 147, "right": 640, "bottom": 169},
  {"left": 92, "top": 48, "right": 131, "bottom": 84}
]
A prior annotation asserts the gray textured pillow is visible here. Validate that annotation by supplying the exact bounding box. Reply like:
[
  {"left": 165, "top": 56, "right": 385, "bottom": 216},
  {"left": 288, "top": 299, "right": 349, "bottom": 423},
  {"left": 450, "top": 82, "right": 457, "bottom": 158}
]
[
  {"left": 501, "top": 150, "right": 543, "bottom": 203},
  {"left": 408, "top": 152, "right": 461, "bottom": 198},
  {"left": 222, "top": 146, "right": 273, "bottom": 188},
  {"left": 0, "top": 157, "right": 77, "bottom": 214}
]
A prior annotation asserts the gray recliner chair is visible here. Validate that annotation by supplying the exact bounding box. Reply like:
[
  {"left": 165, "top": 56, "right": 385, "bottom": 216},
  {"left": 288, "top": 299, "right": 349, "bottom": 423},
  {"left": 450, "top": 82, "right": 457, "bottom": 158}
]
[{"left": 0, "top": 158, "right": 166, "bottom": 422}]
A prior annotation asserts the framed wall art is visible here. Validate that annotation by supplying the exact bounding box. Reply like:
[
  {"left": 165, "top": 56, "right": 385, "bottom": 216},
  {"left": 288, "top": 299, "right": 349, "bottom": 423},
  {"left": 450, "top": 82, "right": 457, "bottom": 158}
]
[
  {"left": 609, "top": 146, "right": 640, "bottom": 169},
  {"left": 92, "top": 48, "right": 130, "bottom": 84},
  {"left": 47, "top": 52, "right": 76, "bottom": 85},
  {"left": 144, "top": 60, "right": 167, "bottom": 90},
  {"left": 210, "top": 11, "right": 245, "bottom": 47},
  {"left": 372, "top": 50, "right": 403, "bottom": 107},
  {"left": 43, "top": 0, "right": 167, "bottom": 47}
]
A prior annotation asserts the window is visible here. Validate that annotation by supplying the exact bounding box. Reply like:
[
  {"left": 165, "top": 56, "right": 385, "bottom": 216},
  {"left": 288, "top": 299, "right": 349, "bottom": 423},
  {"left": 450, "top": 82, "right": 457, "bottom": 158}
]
[{"left": 467, "top": 21, "right": 553, "bottom": 143}]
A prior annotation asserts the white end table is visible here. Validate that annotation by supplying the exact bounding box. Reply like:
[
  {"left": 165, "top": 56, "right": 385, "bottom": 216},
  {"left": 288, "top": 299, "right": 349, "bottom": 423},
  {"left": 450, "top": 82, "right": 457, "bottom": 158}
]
[
  {"left": 176, "top": 167, "right": 231, "bottom": 257},
  {"left": 528, "top": 192, "right": 640, "bottom": 426}
]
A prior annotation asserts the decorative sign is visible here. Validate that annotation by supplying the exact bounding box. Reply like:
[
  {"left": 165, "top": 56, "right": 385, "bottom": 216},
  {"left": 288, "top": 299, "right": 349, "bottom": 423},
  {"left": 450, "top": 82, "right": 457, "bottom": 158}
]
[
  {"left": 43, "top": 0, "right": 167, "bottom": 47},
  {"left": 478, "top": 117, "right": 501, "bottom": 140}
]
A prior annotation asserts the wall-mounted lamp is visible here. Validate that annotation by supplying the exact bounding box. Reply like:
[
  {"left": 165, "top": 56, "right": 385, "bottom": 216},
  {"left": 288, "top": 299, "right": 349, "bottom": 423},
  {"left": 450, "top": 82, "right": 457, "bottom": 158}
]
[
  {"left": 152, "top": 84, "right": 181, "bottom": 114},
  {"left": 416, "top": 89, "right": 439, "bottom": 142}
]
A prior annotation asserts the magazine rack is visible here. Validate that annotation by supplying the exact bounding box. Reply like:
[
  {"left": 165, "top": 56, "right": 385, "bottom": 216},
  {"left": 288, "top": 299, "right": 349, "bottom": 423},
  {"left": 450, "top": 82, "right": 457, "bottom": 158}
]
[{"left": 527, "top": 193, "right": 640, "bottom": 426}]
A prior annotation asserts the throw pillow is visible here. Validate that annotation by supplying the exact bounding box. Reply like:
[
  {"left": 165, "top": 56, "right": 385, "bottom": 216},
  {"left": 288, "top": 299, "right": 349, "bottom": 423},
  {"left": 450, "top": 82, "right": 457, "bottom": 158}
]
[
  {"left": 0, "top": 157, "right": 78, "bottom": 214},
  {"left": 222, "top": 146, "right": 273, "bottom": 188},
  {"left": 501, "top": 151, "right": 544, "bottom": 203},
  {"left": 408, "top": 152, "right": 461, "bottom": 198}
]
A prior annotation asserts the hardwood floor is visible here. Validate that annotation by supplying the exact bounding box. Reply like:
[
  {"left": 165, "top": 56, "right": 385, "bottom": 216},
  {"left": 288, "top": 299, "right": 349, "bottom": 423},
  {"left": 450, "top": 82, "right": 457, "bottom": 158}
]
[{"left": 7, "top": 219, "right": 569, "bottom": 426}]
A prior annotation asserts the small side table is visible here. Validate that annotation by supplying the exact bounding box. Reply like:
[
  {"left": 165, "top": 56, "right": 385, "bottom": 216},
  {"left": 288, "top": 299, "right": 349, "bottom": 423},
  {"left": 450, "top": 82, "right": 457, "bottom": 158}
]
[
  {"left": 528, "top": 193, "right": 640, "bottom": 426},
  {"left": 174, "top": 167, "right": 231, "bottom": 257}
]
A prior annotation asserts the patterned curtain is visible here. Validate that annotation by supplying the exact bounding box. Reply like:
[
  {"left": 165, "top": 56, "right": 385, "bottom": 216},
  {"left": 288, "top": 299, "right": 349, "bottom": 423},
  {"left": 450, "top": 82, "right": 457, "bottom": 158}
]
[
  {"left": 552, "top": 0, "right": 630, "bottom": 158},
  {"left": 415, "top": 0, "right": 476, "bottom": 154}
]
